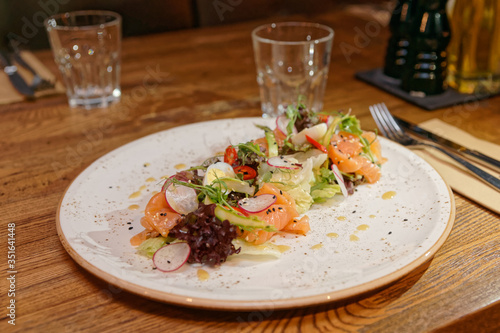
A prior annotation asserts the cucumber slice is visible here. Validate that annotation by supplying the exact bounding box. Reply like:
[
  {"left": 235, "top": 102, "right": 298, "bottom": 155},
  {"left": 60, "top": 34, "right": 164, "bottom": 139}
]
[
  {"left": 265, "top": 130, "right": 279, "bottom": 157},
  {"left": 323, "top": 117, "right": 340, "bottom": 147},
  {"left": 213, "top": 177, "right": 255, "bottom": 196},
  {"left": 214, "top": 206, "right": 276, "bottom": 232},
  {"left": 291, "top": 123, "right": 327, "bottom": 146}
]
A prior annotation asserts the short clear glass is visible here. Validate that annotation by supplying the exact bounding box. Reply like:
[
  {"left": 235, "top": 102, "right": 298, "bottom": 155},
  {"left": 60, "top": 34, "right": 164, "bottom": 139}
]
[
  {"left": 252, "top": 22, "right": 334, "bottom": 118},
  {"left": 44, "top": 11, "right": 122, "bottom": 109}
]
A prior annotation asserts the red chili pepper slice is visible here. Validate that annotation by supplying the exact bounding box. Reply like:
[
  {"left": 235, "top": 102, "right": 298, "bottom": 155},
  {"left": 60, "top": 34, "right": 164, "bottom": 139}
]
[
  {"left": 232, "top": 205, "right": 249, "bottom": 217},
  {"left": 224, "top": 146, "right": 238, "bottom": 165},
  {"left": 306, "top": 135, "right": 328, "bottom": 153},
  {"left": 317, "top": 114, "right": 330, "bottom": 123},
  {"left": 233, "top": 165, "right": 257, "bottom": 180}
]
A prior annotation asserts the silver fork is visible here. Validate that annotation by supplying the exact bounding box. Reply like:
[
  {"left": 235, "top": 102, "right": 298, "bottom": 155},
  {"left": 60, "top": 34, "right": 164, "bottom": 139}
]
[{"left": 369, "top": 103, "right": 500, "bottom": 191}]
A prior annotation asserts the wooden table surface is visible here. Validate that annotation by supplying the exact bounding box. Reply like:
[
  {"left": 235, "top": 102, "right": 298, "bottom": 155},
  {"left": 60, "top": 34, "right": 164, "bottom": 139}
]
[{"left": 2, "top": 5, "right": 499, "bottom": 333}]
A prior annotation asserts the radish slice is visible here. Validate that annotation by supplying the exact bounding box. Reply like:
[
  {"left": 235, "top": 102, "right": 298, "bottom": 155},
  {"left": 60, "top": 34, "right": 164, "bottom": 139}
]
[
  {"left": 161, "top": 174, "right": 188, "bottom": 193},
  {"left": 153, "top": 243, "right": 190, "bottom": 272},
  {"left": 326, "top": 115, "right": 335, "bottom": 127},
  {"left": 267, "top": 156, "right": 302, "bottom": 170},
  {"left": 238, "top": 194, "right": 277, "bottom": 213},
  {"left": 276, "top": 115, "right": 298, "bottom": 136},
  {"left": 165, "top": 183, "right": 198, "bottom": 215},
  {"left": 291, "top": 123, "right": 328, "bottom": 146},
  {"left": 331, "top": 164, "right": 348, "bottom": 197}
]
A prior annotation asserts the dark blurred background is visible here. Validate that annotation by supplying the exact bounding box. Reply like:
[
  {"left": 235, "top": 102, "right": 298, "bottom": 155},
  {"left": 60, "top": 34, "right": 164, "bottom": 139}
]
[{"left": 0, "top": 0, "right": 390, "bottom": 50}]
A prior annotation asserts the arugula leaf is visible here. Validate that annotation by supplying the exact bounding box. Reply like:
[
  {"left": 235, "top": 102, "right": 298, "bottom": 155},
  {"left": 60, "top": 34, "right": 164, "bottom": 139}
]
[
  {"left": 339, "top": 114, "right": 363, "bottom": 135},
  {"left": 235, "top": 141, "right": 266, "bottom": 158}
]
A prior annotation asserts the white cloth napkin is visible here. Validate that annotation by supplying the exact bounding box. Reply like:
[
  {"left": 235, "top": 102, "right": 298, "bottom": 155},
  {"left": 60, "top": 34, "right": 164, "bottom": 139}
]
[{"left": 410, "top": 118, "right": 500, "bottom": 214}]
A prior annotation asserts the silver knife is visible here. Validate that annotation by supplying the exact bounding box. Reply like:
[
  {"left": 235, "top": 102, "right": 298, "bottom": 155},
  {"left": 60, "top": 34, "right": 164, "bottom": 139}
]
[
  {"left": 11, "top": 50, "right": 55, "bottom": 91},
  {"left": 0, "top": 51, "right": 35, "bottom": 98},
  {"left": 395, "top": 116, "right": 500, "bottom": 172}
]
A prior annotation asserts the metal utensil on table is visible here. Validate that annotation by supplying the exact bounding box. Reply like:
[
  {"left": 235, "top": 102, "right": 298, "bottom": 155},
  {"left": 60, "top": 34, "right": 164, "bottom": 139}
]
[
  {"left": 394, "top": 116, "right": 500, "bottom": 172},
  {"left": 369, "top": 102, "right": 500, "bottom": 191},
  {"left": 0, "top": 50, "right": 35, "bottom": 98},
  {"left": 11, "top": 51, "right": 55, "bottom": 91},
  {"left": 8, "top": 36, "right": 55, "bottom": 91}
]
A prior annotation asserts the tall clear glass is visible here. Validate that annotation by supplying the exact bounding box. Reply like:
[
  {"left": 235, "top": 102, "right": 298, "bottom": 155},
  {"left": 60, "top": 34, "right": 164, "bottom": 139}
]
[
  {"left": 44, "top": 11, "right": 122, "bottom": 109},
  {"left": 252, "top": 22, "right": 334, "bottom": 118}
]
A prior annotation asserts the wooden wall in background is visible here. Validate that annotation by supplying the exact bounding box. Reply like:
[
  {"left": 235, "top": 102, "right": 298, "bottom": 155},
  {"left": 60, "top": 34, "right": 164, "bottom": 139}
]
[
  {"left": 0, "top": 0, "right": 392, "bottom": 50},
  {"left": 195, "top": 0, "right": 392, "bottom": 26},
  {"left": 195, "top": 0, "right": 338, "bottom": 26},
  {"left": 1, "top": 0, "right": 194, "bottom": 50}
]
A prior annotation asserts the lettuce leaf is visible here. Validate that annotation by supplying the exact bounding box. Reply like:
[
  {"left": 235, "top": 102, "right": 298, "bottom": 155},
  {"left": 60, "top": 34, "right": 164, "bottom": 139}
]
[
  {"left": 283, "top": 186, "right": 314, "bottom": 214},
  {"left": 258, "top": 156, "right": 315, "bottom": 214},
  {"left": 231, "top": 239, "right": 282, "bottom": 259},
  {"left": 311, "top": 184, "right": 340, "bottom": 202},
  {"left": 310, "top": 167, "right": 341, "bottom": 202}
]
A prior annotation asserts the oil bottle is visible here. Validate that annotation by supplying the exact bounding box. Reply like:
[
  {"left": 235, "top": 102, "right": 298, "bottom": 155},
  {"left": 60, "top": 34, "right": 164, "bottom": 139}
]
[{"left": 447, "top": 0, "right": 500, "bottom": 94}]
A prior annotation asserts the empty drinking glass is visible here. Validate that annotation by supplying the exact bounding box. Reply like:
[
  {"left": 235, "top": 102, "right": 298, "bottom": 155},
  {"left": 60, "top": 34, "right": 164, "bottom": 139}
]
[
  {"left": 252, "top": 22, "right": 334, "bottom": 118},
  {"left": 44, "top": 10, "right": 122, "bottom": 109}
]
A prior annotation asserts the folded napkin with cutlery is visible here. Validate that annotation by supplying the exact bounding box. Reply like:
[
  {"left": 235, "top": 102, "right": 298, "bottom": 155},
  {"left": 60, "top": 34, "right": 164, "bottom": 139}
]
[
  {"left": 410, "top": 118, "right": 500, "bottom": 214},
  {"left": 0, "top": 51, "right": 65, "bottom": 104}
]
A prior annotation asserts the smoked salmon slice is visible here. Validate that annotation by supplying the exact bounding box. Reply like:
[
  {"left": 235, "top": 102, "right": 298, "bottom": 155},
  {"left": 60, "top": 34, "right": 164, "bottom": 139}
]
[
  {"left": 240, "top": 184, "right": 310, "bottom": 244},
  {"left": 130, "top": 192, "right": 181, "bottom": 245},
  {"left": 327, "top": 130, "right": 382, "bottom": 183}
]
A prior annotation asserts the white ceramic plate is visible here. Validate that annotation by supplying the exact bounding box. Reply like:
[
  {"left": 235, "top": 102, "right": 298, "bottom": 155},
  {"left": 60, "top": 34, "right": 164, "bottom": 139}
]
[{"left": 57, "top": 117, "right": 455, "bottom": 311}]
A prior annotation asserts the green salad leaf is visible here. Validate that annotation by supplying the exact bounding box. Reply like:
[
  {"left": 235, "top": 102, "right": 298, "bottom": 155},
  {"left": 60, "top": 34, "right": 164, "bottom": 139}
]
[
  {"left": 310, "top": 167, "right": 341, "bottom": 202},
  {"left": 339, "top": 114, "right": 362, "bottom": 135}
]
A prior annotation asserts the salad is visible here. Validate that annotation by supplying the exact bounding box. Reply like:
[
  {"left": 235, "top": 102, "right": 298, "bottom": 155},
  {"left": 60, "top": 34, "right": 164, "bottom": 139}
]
[{"left": 130, "top": 104, "right": 384, "bottom": 272}]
